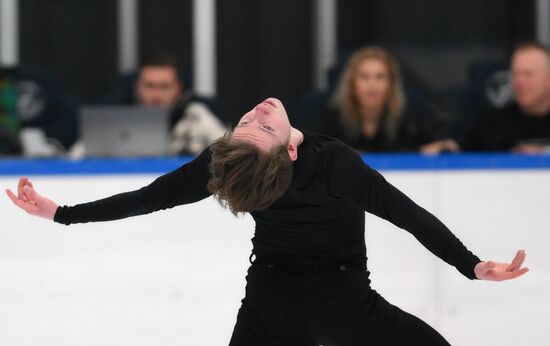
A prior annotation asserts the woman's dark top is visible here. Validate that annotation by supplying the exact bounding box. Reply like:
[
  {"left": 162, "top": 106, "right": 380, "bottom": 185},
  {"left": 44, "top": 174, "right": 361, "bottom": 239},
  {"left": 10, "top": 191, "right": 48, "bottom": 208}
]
[
  {"left": 318, "top": 107, "right": 449, "bottom": 152},
  {"left": 54, "top": 131, "right": 481, "bottom": 279}
]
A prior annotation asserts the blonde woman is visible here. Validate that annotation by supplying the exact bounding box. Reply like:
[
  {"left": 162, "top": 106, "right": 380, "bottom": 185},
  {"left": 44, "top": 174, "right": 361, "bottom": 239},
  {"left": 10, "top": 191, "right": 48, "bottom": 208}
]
[{"left": 320, "top": 46, "right": 459, "bottom": 154}]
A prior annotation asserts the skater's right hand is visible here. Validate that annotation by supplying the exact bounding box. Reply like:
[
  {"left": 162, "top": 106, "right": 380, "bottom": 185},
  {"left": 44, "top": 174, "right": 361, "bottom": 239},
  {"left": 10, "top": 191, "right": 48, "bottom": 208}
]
[{"left": 5, "top": 177, "right": 59, "bottom": 220}]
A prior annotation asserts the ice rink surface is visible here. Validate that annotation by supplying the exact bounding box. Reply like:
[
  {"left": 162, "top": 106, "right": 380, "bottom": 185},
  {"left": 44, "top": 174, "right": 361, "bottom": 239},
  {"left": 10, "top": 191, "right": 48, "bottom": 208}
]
[{"left": 0, "top": 169, "right": 548, "bottom": 345}]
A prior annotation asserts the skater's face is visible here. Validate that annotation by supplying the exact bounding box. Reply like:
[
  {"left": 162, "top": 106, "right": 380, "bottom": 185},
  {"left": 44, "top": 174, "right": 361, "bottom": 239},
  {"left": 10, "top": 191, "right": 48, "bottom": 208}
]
[
  {"left": 233, "top": 98, "right": 292, "bottom": 153},
  {"left": 353, "top": 58, "right": 392, "bottom": 110},
  {"left": 511, "top": 48, "right": 550, "bottom": 113}
]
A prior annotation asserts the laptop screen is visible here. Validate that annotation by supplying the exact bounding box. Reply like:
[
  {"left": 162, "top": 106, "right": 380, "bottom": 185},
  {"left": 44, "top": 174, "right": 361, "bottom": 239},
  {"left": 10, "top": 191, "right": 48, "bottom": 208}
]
[{"left": 79, "top": 105, "right": 170, "bottom": 157}]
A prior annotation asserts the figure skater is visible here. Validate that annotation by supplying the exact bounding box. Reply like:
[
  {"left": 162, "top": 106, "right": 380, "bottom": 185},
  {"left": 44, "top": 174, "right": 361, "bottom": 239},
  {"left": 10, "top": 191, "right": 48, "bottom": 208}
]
[{"left": 6, "top": 98, "right": 528, "bottom": 345}]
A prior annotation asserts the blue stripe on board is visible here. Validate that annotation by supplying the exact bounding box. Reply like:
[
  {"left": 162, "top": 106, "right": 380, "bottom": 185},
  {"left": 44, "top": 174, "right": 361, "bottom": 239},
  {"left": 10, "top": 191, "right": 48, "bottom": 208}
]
[
  {"left": 0, "top": 157, "right": 192, "bottom": 175},
  {"left": 0, "top": 153, "right": 549, "bottom": 175},
  {"left": 360, "top": 153, "right": 550, "bottom": 170}
]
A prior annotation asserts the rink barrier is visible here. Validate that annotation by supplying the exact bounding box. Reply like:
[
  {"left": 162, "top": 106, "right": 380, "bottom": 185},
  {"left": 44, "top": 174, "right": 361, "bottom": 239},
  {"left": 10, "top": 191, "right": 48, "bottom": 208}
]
[{"left": 1, "top": 153, "right": 550, "bottom": 175}]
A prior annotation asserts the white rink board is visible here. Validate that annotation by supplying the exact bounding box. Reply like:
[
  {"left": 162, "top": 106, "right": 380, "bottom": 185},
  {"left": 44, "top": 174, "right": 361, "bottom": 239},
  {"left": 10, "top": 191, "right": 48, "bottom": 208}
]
[{"left": 0, "top": 170, "right": 548, "bottom": 346}]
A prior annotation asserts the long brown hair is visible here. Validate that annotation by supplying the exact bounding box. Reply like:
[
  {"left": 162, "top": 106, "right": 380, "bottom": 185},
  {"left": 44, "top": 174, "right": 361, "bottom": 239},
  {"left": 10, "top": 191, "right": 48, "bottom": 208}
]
[
  {"left": 332, "top": 46, "right": 406, "bottom": 140},
  {"left": 207, "top": 131, "right": 293, "bottom": 215}
]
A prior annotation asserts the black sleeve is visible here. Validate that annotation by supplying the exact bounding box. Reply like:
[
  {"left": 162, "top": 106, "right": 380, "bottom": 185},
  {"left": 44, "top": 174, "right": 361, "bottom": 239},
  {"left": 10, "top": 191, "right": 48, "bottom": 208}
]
[
  {"left": 326, "top": 145, "right": 481, "bottom": 279},
  {"left": 54, "top": 148, "right": 213, "bottom": 225}
]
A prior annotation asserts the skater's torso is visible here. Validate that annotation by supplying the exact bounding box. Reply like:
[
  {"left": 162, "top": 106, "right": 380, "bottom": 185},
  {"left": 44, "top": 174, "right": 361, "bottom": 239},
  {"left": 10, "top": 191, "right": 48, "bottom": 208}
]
[{"left": 250, "top": 132, "right": 367, "bottom": 259}]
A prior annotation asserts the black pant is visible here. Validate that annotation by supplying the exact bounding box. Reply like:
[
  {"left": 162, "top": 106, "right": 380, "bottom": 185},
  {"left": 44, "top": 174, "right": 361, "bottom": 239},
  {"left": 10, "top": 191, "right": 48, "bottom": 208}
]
[{"left": 229, "top": 258, "right": 450, "bottom": 346}]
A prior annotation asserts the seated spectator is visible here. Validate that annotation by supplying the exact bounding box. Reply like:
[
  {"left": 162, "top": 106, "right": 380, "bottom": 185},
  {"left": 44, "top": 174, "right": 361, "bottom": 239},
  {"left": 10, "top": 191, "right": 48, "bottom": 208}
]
[
  {"left": 467, "top": 42, "right": 550, "bottom": 153},
  {"left": 72, "top": 52, "right": 226, "bottom": 157},
  {"left": 317, "top": 46, "right": 459, "bottom": 154},
  {"left": 135, "top": 52, "right": 227, "bottom": 155},
  {"left": 0, "top": 70, "right": 21, "bottom": 155},
  {"left": 468, "top": 43, "right": 550, "bottom": 153}
]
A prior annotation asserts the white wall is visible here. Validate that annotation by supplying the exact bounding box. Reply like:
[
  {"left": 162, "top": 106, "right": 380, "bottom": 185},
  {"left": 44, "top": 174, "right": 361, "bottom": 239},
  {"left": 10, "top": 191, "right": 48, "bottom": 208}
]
[{"left": 0, "top": 170, "right": 548, "bottom": 346}]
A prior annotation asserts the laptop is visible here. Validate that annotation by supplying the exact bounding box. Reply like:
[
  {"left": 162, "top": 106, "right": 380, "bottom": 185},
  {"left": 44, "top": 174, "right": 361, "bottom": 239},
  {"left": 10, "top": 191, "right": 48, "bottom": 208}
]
[{"left": 79, "top": 105, "right": 170, "bottom": 157}]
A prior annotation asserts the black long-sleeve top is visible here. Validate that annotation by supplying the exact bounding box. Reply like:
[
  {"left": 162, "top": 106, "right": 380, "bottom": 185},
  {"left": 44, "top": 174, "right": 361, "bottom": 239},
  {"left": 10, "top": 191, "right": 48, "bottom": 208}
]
[
  {"left": 54, "top": 131, "right": 481, "bottom": 279},
  {"left": 317, "top": 107, "right": 451, "bottom": 153},
  {"left": 467, "top": 103, "right": 550, "bottom": 151}
]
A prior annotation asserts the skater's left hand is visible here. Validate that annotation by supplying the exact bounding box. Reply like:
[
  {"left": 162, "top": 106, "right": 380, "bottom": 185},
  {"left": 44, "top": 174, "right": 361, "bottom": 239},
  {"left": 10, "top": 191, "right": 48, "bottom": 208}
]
[{"left": 474, "top": 249, "right": 529, "bottom": 281}]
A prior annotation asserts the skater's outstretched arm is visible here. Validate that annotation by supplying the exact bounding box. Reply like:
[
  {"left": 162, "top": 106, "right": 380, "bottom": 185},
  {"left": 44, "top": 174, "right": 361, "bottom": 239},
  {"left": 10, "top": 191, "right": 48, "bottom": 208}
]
[
  {"left": 327, "top": 144, "right": 529, "bottom": 281},
  {"left": 6, "top": 148, "right": 212, "bottom": 225}
]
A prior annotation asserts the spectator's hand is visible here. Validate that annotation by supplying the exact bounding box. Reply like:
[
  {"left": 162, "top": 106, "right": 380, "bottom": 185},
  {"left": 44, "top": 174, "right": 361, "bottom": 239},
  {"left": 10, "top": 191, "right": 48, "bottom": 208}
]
[
  {"left": 474, "top": 250, "right": 529, "bottom": 281},
  {"left": 511, "top": 143, "right": 549, "bottom": 154},
  {"left": 420, "top": 139, "right": 460, "bottom": 155},
  {"left": 5, "top": 177, "right": 58, "bottom": 220}
]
